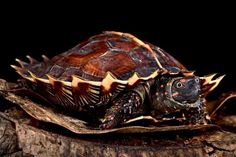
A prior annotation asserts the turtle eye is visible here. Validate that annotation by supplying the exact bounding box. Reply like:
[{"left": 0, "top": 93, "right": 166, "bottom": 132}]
[
  {"left": 195, "top": 77, "right": 199, "bottom": 83},
  {"left": 176, "top": 82, "right": 183, "bottom": 88}
]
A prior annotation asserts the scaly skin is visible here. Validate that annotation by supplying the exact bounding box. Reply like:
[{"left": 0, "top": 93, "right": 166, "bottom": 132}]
[{"left": 100, "top": 85, "right": 146, "bottom": 129}]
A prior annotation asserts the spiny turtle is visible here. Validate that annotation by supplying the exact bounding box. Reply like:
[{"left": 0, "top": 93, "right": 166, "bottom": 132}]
[{"left": 11, "top": 31, "right": 224, "bottom": 129}]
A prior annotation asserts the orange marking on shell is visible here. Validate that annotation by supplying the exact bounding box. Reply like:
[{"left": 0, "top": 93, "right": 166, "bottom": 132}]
[
  {"left": 73, "top": 82, "right": 90, "bottom": 95},
  {"left": 200, "top": 73, "right": 217, "bottom": 85},
  {"left": 209, "top": 75, "right": 225, "bottom": 91},
  {"left": 183, "top": 71, "right": 195, "bottom": 76},
  {"left": 104, "top": 31, "right": 123, "bottom": 36},
  {"left": 127, "top": 70, "right": 158, "bottom": 86},
  {"left": 101, "top": 72, "right": 128, "bottom": 92},
  {"left": 28, "top": 71, "right": 37, "bottom": 82},
  {"left": 201, "top": 74, "right": 225, "bottom": 94},
  {"left": 46, "top": 74, "right": 57, "bottom": 85},
  {"left": 72, "top": 75, "right": 101, "bottom": 88},
  {"left": 128, "top": 72, "right": 140, "bottom": 86},
  {"left": 200, "top": 73, "right": 225, "bottom": 97},
  {"left": 46, "top": 74, "right": 65, "bottom": 95}
]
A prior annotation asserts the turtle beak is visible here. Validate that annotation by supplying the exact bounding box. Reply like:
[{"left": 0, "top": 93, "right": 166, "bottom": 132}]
[{"left": 200, "top": 73, "right": 225, "bottom": 96}]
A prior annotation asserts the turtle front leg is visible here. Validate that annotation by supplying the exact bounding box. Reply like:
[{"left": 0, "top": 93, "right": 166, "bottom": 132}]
[{"left": 100, "top": 85, "right": 146, "bottom": 129}]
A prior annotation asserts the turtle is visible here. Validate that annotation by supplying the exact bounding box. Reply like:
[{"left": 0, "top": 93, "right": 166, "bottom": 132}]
[{"left": 10, "top": 31, "right": 225, "bottom": 129}]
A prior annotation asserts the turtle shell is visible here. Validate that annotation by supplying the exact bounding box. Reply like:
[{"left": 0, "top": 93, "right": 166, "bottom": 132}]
[{"left": 11, "top": 31, "right": 189, "bottom": 111}]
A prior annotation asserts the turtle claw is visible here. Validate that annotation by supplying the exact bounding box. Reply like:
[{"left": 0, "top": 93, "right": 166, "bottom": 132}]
[{"left": 99, "top": 119, "right": 117, "bottom": 130}]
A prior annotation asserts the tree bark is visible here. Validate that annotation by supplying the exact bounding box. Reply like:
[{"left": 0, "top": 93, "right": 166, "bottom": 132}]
[
  {"left": 0, "top": 108, "right": 236, "bottom": 157},
  {"left": 1, "top": 79, "right": 236, "bottom": 157}
]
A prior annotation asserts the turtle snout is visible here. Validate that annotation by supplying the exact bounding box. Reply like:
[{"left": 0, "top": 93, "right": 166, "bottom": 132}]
[{"left": 187, "top": 77, "right": 200, "bottom": 92}]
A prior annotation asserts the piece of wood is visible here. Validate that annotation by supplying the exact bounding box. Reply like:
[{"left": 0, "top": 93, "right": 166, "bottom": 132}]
[
  {"left": 0, "top": 112, "right": 236, "bottom": 157},
  {"left": 0, "top": 112, "right": 19, "bottom": 155},
  {"left": 1, "top": 79, "right": 236, "bottom": 156}
]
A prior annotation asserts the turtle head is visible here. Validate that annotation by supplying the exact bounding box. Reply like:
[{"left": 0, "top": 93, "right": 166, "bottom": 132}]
[
  {"left": 152, "top": 73, "right": 224, "bottom": 113},
  {"left": 152, "top": 75, "right": 201, "bottom": 114},
  {"left": 167, "top": 76, "right": 201, "bottom": 104},
  {"left": 152, "top": 75, "right": 202, "bottom": 113},
  {"left": 163, "top": 76, "right": 202, "bottom": 108}
]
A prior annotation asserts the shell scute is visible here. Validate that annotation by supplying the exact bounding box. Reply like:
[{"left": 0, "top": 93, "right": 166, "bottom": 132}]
[
  {"left": 48, "top": 64, "right": 65, "bottom": 78},
  {"left": 83, "top": 52, "right": 138, "bottom": 79},
  {"left": 150, "top": 44, "right": 186, "bottom": 71}
]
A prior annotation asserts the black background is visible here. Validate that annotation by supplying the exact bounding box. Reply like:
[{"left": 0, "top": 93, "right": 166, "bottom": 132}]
[{"left": 0, "top": 2, "right": 235, "bottom": 97}]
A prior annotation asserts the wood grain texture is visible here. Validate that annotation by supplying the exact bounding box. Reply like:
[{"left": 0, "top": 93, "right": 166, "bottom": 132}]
[
  {"left": 1, "top": 79, "right": 236, "bottom": 156},
  {"left": 0, "top": 112, "right": 236, "bottom": 157}
]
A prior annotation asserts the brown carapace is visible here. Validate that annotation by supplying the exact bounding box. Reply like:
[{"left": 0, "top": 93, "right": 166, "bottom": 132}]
[{"left": 11, "top": 31, "right": 224, "bottom": 129}]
